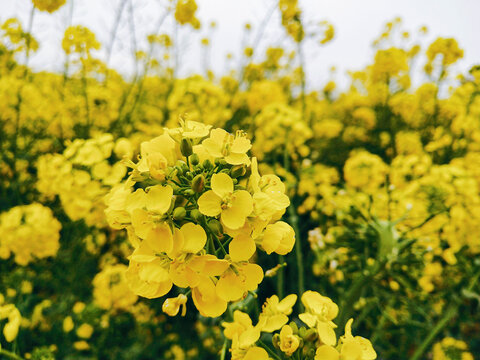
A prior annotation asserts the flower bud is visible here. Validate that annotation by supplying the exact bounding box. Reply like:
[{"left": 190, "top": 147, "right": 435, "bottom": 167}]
[
  {"left": 203, "top": 159, "right": 213, "bottom": 170},
  {"left": 190, "top": 153, "right": 199, "bottom": 166},
  {"left": 162, "top": 294, "right": 188, "bottom": 316},
  {"left": 173, "top": 207, "right": 187, "bottom": 221},
  {"left": 180, "top": 138, "right": 193, "bottom": 157},
  {"left": 272, "top": 334, "right": 280, "bottom": 349},
  {"left": 302, "top": 328, "right": 318, "bottom": 342},
  {"left": 190, "top": 209, "right": 203, "bottom": 223},
  {"left": 191, "top": 174, "right": 205, "bottom": 193},
  {"left": 230, "top": 164, "right": 246, "bottom": 178},
  {"left": 208, "top": 219, "right": 223, "bottom": 236}
]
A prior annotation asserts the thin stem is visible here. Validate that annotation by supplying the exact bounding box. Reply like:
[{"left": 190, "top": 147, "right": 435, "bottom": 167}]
[
  {"left": 410, "top": 303, "right": 457, "bottom": 360},
  {"left": 277, "top": 254, "right": 284, "bottom": 299},
  {"left": 258, "top": 340, "right": 281, "bottom": 360},
  {"left": 289, "top": 205, "right": 304, "bottom": 297},
  {"left": 0, "top": 349, "right": 25, "bottom": 360},
  {"left": 220, "top": 339, "right": 228, "bottom": 360}
]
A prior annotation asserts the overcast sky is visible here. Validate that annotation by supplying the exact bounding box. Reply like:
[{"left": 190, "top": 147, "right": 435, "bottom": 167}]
[{"left": 1, "top": 0, "right": 479, "bottom": 89}]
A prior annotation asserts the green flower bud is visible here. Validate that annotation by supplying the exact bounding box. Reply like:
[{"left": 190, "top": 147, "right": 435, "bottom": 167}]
[
  {"left": 190, "top": 153, "right": 200, "bottom": 166},
  {"left": 203, "top": 159, "right": 213, "bottom": 170},
  {"left": 302, "top": 328, "right": 318, "bottom": 342},
  {"left": 289, "top": 321, "right": 299, "bottom": 334},
  {"left": 180, "top": 138, "right": 193, "bottom": 157},
  {"left": 184, "top": 189, "right": 194, "bottom": 196},
  {"left": 191, "top": 174, "right": 205, "bottom": 193},
  {"left": 272, "top": 334, "right": 280, "bottom": 349},
  {"left": 190, "top": 209, "right": 203, "bottom": 223},
  {"left": 173, "top": 207, "right": 187, "bottom": 221},
  {"left": 230, "top": 164, "right": 246, "bottom": 178},
  {"left": 207, "top": 219, "right": 223, "bottom": 236}
]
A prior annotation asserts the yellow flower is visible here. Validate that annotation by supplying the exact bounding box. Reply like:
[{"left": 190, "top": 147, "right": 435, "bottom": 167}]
[
  {"left": 261, "top": 221, "right": 295, "bottom": 255},
  {"left": 202, "top": 128, "right": 252, "bottom": 166},
  {"left": 192, "top": 276, "right": 228, "bottom": 317},
  {"left": 216, "top": 263, "right": 264, "bottom": 302},
  {"left": 338, "top": 319, "right": 377, "bottom": 360},
  {"left": 229, "top": 234, "right": 256, "bottom": 262},
  {"left": 259, "top": 294, "right": 297, "bottom": 332},
  {"left": 0, "top": 303, "right": 21, "bottom": 342},
  {"left": 162, "top": 294, "right": 188, "bottom": 316},
  {"left": 63, "top": 316, "right": 74, "bottom": 333},
  {"left": 126, "top": 242, "right": 173, "bottom": 299},
  {"left": 279, "top": 324, "right": 300, "bottom": 356},
  {"left": 32, "top": 0, "right": 66, "bottom": 13},
  {"left": 243, "top": 347, "right": 269, "bottom": 360},
  {"left": 299, "top": 291, "right": 338, "bottom": 346},
  {"left": 315, "top": 345, "right": 340, "bottom": 360},
  {"left": 198, "top": 173, "right": 253, "bottom": 229},
  {"left": 76, "top": 323, "right": 94, "bottom": 339},
  {"left": 175, "top": 0, "right": 200, "bottom": 28},
  {"left": 92, "top": 264, "right": 138, "bottom": 311}
]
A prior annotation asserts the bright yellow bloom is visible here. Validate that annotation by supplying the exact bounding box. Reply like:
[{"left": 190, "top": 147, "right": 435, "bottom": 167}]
[
  {"left": 202, "top": 128, "right": 252, "bottom": 166},
  {"left": 299, "top": 291, "right": 339, "bottom": 346},
  {"left": 76, "top": 323, "right": 94, "bottom": 339},
  {"left": 262, "top": 221, "right": 295, "bottom": 255},
  {"left": 198, "top": 173, "right": 253, "bottom": 229},
  {"left": 0, "top": 303, "right": 21, "bottom": 342},
  {"left": 279, "top": 324, "right": 300, "bottom": 356},
  {"left": 32, "top": 0, "right": 66, "bottom": 13},
  {"left": 259, "top": 294, "right": 297, "bottom": 332}
]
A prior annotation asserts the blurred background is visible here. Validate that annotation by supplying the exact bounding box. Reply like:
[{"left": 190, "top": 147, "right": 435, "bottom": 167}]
[{"left": 1, "top": 0, "right": 479, "bottom": 88}]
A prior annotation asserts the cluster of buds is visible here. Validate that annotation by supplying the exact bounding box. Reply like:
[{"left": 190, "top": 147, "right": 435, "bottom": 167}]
[{"left": 105, "top": 120, "right": 294, "bottom": 317}]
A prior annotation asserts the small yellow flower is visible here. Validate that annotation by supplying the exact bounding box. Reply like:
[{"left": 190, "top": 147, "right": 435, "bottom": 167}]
[
  {"left": 162, "top": 294, "right": 188, "bottom": 316},
  {"left": 202, "top": 128, "right": 252, "bottom": 165},
  {"left": 198, "top": 173, "right": 253, "bottom": 229},
  {"left": 279, "top": 324, "right": 300, "bottom": 356},
  {"left": 76, "top": 323, "right": 94, "bottom": 339},
  {"left": 259, "top": 294, "right": 297, "bottom": 332}
]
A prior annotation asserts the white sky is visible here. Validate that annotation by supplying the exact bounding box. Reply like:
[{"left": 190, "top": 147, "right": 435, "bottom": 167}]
[{"left": 1, "top": 0, "right": 479, "bottom": 89}]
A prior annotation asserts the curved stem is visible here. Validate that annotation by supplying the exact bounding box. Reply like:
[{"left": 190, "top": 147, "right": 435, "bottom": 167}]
[
  {"left": 410, "top": 303, "right": 457, "bottom": 360},
  {"left": 0, "top": 349, "right": 25, "bottom": 360}
]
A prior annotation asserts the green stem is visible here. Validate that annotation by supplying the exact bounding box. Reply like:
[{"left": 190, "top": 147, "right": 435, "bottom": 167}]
[
  {"left": 0, "top": 349, "right": 25, "bottom": 360},
  {"left": 258, "top": 340, "right": 281, "bottom": 360},
  {"left": 410, "top": 303, "right": 457, "bottom": 360},
  {"left": 220, "top": 339, "right": 228, "bottom": 360},
  {"left": 277, "top": 254, "right": 284, "bottom": 299},
  {"left": 289, "top": 205, "right": 304, "bottom": 297}
]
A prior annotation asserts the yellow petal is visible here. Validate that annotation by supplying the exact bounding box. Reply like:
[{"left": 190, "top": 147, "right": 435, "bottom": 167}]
[
  {"left": 211, "top": 173, "right": 234, "bottom": 198},
  {"left": 244, "top": 347, "right": 269, "bottom": 360},
  {"left": 131, "top": 208, "right": 152, "bottom": 239},
  {"left": 146, "top": 185, "right": 173, "bottom": 214},
  {"left": 278, "top": 294, "right": 297, "bottom": 313},
  {"left": 225, "top": 152, "right": 250, "bottom": 166},
  {"left": 242, "top": 263, "right": 264, "bottom": 291},
  {"left": 145, "top": 222, "right": 173, "bottom": 254},
  {"left": 221, "top": 191, "right": 253, "bottom": 230},
  {"left": 229, "top": 234, "right": 256, "bottom": 262},
  {"left": 231, "top": 137, "right": 252, "bottom": 153},
  {"left": 317, "top": 320, "right": 337, "bottom": 346},
  {"left": 260, "top": 313, "right": 289, "bottom": 332},
  {"left": 125, "top": 189, "right": 146, "bottom": 213},
  {"left": 192, "top": 278, "right": 227, "bottom": 317},
  {"left": 216, "top": 272, "right": 244, "bottom": 301},
  {"left": 315, "top": 345, "right": 340, "bottom": 360},
  {"left": 198, "top": 190, "right": 222, "bottom": 216},
  {"left": 180, "top": 223, "right": 207, "bottom": 253}
]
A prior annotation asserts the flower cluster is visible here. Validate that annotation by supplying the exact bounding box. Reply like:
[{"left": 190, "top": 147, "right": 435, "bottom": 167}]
[
  {"left": 105, "top": 120, "right": 293, "bottom": 317},
  {"left": 0, "top": 203, "right": 61, "bottom": 265},
  {"left": 222, "top": 291, "right": 376, "bottom": 360}
]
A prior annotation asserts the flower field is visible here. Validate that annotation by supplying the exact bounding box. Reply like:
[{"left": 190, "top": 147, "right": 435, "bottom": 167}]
[{"left": 0, "top": 1, "right": 479, "bottom": 359}]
